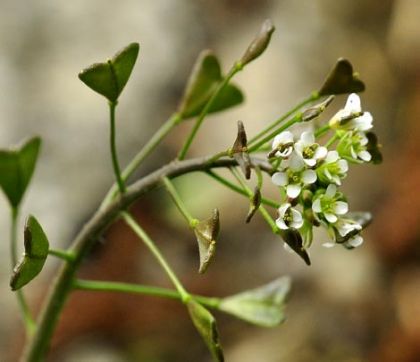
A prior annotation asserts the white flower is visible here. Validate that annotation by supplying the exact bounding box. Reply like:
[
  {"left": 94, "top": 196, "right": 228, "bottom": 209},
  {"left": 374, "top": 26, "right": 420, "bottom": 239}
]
[
  {"left": 316, "top": 151, "right": 348, "bottom": 185},
  {"left": 271, "top": 131, "right": 294, "bottom": 158},
  {"left": 271, "top": 152, "right": 317, "bottom": 198},
  {"left": 294, "top": 131, "right": 327, "bottom": 167},
  {"left": 337, "top": 131, "right": 372, "bottom": 163},
  {"left": 345, "top": 234, "right": 364, "bottom": 248},
  {"left": 329, "top": 93, "right": 373, "bottom": 132},
  {"left": 312, "top": 184, "right": 348, "bottom": 223},
  {"left": 334, "top": 217, "right": 362, "bottom": 238},
  {"left": 276, "top": 203, "right": 304, "bottom": 230}
]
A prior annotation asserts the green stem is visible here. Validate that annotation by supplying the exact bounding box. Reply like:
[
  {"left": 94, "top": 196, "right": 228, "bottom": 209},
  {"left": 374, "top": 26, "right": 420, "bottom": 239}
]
[
  {"left": 73, "top": 279, "right": 220, "bottom": 309},
  {"left": 206, "top": 170, "right": 279, "bottom": 208},
  {"left": 315, "top": 124, "right": 330, "bottom": 138},
  {"left": 178, "top": 65, "right": 241, "bottom": 160},
  {"left": 101, "top": 112, "right": 182, "bottom": 209},
  {"left": 48, "top": 249, "right": 76, "bottom": 263},
  {"left": 121, "top": 212, "right": 190, "bottom": 302},
  {"left": 258, "top": 205, "right": 279, "bottom": 233},
  {"left": 162, "top": 176, "right": 196, "bottom": 226},
  {"left": 10, "top": 207, "right": 36, "bottom": 336},
  {"left": 248, "top": 115, "right": 301, "bottom": 153},
  {"left": 325, "top": 133, "right": 339, "bottom": 148},
  {"left": 109, "top": 101, "right": 126, "bottom": 194},
  {"left": 248, "top": 93, "right": 318, "bottom": 146}
]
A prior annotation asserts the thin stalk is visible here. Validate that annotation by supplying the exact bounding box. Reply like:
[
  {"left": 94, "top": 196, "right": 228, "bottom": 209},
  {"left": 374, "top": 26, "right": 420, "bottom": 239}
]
[
  {"left": 73, "top": 279, "right": 220, "bottom": 309},
  {"left": 10, "top": 207, "right": 36, "bottom": 336},
  {"left": 325, "top": 133, "right": 339, "bottom": 148},
  {"left": 178, "top": 65, "right": 241, "bottom": 160},
  {"left": 162, "top": 176, "right": 196, "bottom": 226},
  {"left": 249, "top": 93, "right": 318, "bottom": 145},
  {"left": 206, "top": 170, "right": 279, "bottom": 208},
  {"left": 121, "top": 212, "right": 190, "bottom": 302},
  {"left": 248, "top": 115, "right": 301, "bottom": 153},
  {"left": 48, "top": 249, "right": 76, "bottom": 263},
  {"left": 109, "top": 101, "right": 126, "bottom": 194},
  {"left": 315, "top": 124, "right": 330, "bottom": 138},
  {"left": 101, "top": 112, "right": 182, "bottom": 209}
]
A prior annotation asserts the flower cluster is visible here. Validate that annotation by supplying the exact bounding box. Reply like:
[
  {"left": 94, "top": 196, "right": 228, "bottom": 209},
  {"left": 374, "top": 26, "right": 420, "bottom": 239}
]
[{"left": 270, "top": 93, "right": 380, "bottom": 251}]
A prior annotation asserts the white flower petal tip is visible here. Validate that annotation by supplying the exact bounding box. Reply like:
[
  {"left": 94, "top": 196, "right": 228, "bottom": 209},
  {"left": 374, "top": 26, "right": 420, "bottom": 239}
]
[
  {"left": 322, "top": 242, "right": 336, "bottom": 248},
  {"left": 345, "top": 93, "right": 362, "bottom": 113},
  {"left": 301, "top": 131, "right": 315, "bottom": 144},
  {"left": 302, "top": 170, "right": 317, "bottom": 184},
  {"left": 276, "top": 218, "right": 289, "bottom": 230},
  {"left": 347, "top": 235, "right": 364, "bottom": 248},
  {"left": 325, "top": 184, "right": 337, "bottom": 197},
  {"left": 272, "top": 172, "right": 288, "bottom": 186},
  {"left": 358, "top": 150, "right": 372, "bottom": 162},
  {"left": 312, "top": 199, "right": 322, "bottom": 213},
  {"left": 325, "top": 213, "right": 338, "bottom": 223},
  {"left": 334, "top": 201, "right": 348, "bottom": 215},
  {"left": 286, "top": 184, "right": 301, "bottom": 198}
]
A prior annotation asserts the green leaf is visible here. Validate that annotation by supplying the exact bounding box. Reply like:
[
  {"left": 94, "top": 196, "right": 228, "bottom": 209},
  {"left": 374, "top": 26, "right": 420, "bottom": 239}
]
[
  {"left": 193, "top": 209, "right": 220, "bottom": 274},
  {"left": 78, "top": 42, "right": 140, "bottom": 102},
  {"left": 187, "top": 300, "right": 224, "bottom": 362},
  {"left": 219, "top": 276, "right": 291, "bottom": 327},
  {"left": 10, "top": 215, "right": 50, "bottom": 291},
  {"left": 318, "top": 58, "right": 365, "bottom": 96},
  {"left": 0, "top": 137, "right": 41, "bottom": 208},
  {"left": 178, "top": 50, "right": 244, "bottom": 119}
]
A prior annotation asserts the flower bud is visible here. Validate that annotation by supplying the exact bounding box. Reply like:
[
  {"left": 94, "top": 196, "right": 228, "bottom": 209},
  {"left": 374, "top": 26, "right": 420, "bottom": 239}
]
[
  {"left": 240, "top": 19, "right": 275, "bottom": 67},
  {"left": 301, "top": 96, "right": 335, "bottom": 122}
]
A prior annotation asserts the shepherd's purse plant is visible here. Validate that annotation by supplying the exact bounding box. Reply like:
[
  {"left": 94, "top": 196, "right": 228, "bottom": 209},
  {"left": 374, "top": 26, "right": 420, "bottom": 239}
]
[{"left": 1, "top": 19, "right": 382, "bottom": 361}]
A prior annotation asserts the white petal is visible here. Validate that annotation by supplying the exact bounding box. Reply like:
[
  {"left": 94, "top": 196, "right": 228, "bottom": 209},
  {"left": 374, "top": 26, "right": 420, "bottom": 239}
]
[
  {"left": 303, "top": 158, "right": 317, "bottom": 167},
  {"left": 291, "top": 218, "right": 304, "bottom": 229},
  {"left": 325, "top": 184, "right": 337, "bottom": 198},
  {"left": 314, "top": 146, "right": 327, "bottom": 160},
  {"left": 355, "top": 112, "right": 373, "bottom": 131},
  {"left": 301, "top": 131, "right": 314, "bottom": 144},
  {"left": 347, "top": 235, "right": 363, "bottom": 247},
  {"left": 288, "top": 152, "right": 304, "bottom": 171},
  {"left": 358, "top": 150, "right": 372, "bottom": 162},
  {"left": 344, "top": 93, "right": 361, "bottom": 113},
  {"left": 278, "top": 131, "right": 294, "bottom": 143},
  {"left": 271, "top": 172, "right": 288, "bottom": 186},
  {"left": 291, "top": 208, "right": 303, "bottom": 223},
  {"left": 302, "top": 170, "right": 317, "bottom": 184},
  {"left": 286, "top": 184, "right": 301, "bottom": 198},
  {"left": 294, "top": 141, "right": 304, "bottom": 155},
  {"left": 312, "top": 199, "right": 322, "bottom": 213},
  {"left": 278, "top": 147, "right": 293, "bottom": 158},
  {"left": 338, "top": 159, "right": 348, "bottom": 173},
  {"left": 278, "top": 203, "right": 291, "bottom": 217},
  {"left": 322, "top": 242, "right": 336, "bottom": 248},
  {"left": 326, "top": 150, "right": 339, "bottom": 163},
  {"left": 325, "top": 213, "right": 338, "bottom": 223},
  {"left": 359, "top": 133, "right": 369, "bottom": 146},
  {"left": 276, "top": 218, "right": 289, "bottom": 230},
  {"left": 334, "top": 201, "right": 348, "bottom": 215}
]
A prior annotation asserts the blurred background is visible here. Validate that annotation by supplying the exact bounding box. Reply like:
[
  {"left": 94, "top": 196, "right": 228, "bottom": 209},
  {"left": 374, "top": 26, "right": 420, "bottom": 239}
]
[{"left": 1, "top": 0, "right": 419, "bottom": 361}]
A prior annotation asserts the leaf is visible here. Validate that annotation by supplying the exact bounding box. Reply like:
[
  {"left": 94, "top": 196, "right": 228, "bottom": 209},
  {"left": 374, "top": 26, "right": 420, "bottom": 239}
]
[
  {"left": 178, "top": 51, "right": 244, "bottom": 119},
  {"left": 78, "top": 42, "right": 140, "bottom": 102},
  {"left": 232, "top": 120, "right": 251, "bottom": 180},
  {"left": 219, "top": 276, "right": 291, "bottom": 327},
  {"left": 240, "top": 19, "right": 275, "bottom": 66},
  {"left": 318, "top": 58, "right": 365, "bottom": 96},
  {"left": 187, "top": 300, "right": 224, "bottom": 362},
  {"left": 10, "top": 215, "right": 50, "bottom": 291},
  {"left": 0, "top": 137, "right": 41, "bottom": 208},
  {"left": 280, "top": 229, "right": 311, "bottom": 266},
  {"left": 194, "top": 209, "right": 220, "bottom": 274}
]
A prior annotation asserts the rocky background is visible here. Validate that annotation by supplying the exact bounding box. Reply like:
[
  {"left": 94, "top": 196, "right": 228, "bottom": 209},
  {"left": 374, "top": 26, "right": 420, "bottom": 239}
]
[{"left": 0, "top": 0, "right": 419, "bottom": 361}]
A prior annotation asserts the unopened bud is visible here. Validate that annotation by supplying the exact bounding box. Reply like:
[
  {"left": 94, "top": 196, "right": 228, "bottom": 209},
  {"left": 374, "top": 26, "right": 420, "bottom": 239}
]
[{"left": 240, "top": 19, "right": 275, "bottom": 67}]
